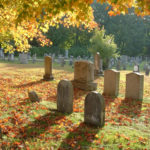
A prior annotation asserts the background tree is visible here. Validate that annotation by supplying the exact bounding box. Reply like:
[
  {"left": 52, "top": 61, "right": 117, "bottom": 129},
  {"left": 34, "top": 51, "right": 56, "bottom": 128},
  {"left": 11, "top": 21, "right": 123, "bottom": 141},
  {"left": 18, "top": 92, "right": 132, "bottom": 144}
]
[
  {"left": 89, "top": 28, "right": 118, "bottom": 69},
  {"left": 0, "top": 0, "right": 149, "bottom": 53}
]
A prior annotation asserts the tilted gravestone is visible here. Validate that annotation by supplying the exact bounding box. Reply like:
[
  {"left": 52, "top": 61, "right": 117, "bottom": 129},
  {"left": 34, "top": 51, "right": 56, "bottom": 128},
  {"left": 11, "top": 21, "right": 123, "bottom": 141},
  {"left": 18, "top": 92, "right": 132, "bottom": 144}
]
[
  {"left": 57, "top": 79, "right": 73, "bottom": 113},
  {"left": 103, "top": 69, "right": 120, "bottom": 97},
  {"left": 28, "top": 91, "right": 40, "bottom": 102},
  {"left": 84, "top": 91, "right": 105, "bottom": 127},
  {"left": 125, "top": 72, "right": 144, "bottom": 100},
  {"left": 43, "top": 56, "right": 54, "bottom": 81},
  {"left": 72, "top": 60, "right": 97, "bottom": 91}
]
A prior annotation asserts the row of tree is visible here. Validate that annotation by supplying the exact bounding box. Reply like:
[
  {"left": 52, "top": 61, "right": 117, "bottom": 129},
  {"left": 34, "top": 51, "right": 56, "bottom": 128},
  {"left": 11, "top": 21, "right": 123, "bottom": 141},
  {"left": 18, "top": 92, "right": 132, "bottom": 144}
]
[{"left": 30, "top": 2, "right": 150, "bottom": 58}]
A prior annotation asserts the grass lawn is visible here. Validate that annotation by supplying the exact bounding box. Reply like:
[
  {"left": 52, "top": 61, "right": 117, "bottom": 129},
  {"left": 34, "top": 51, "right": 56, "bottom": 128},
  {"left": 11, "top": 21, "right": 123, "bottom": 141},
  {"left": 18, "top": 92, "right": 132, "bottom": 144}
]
[{"left": 0, "top": 62, "right": 150, "bottom": 150}]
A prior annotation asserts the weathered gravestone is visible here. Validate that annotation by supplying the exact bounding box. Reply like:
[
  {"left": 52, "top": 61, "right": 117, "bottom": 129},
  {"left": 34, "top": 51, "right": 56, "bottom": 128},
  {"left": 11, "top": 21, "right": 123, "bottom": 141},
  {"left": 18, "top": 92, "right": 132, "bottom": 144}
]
[
  {"left": 57, "top": 79, "right": 73, "bottom": 113},
  {"left": 28, "top": 91, "right": 40, "bottom": 102},
  {"left": 84, "top": 91, "right": 105, "bottom": 127},
  {"left": 43, "top": 56, "right": 54, "bottom": 81},
  {"left": 72, "top": 60, "right": 97, "bottom": 91},
  {"left": 145, "top": 64, "right": 150, "bottom": 76},
  {"left": 116, "top": 59, "right": 121, "bottom": 70},
  {"left": 60, "top": 57, "right": 65, "bottom": 67},
  {"left": 19, "top": 53, "right": 28, "bottom": 64},
  {"left": 10, "top": 53, "right": 14, "bottom": 61},
  {"left": 94, "top": 52, "right": 100, "bottom": 76},
  {"left": 133, "top": 64, "right": 140, "bottom": 72},
  {"left": 94, "top": 52, "right": 103, "bottom": 76},
  {"left": 125, "top": 72, "right": 144, "bottom": 100},
  {"left": 103, "top": 69, "right": 120, "bottom": 97},
  {"left": 32, "top": 54, "right": 36, "bottom": 63},
  {"left": 69, "top": 56, "right": 74, "bottom": 66}
]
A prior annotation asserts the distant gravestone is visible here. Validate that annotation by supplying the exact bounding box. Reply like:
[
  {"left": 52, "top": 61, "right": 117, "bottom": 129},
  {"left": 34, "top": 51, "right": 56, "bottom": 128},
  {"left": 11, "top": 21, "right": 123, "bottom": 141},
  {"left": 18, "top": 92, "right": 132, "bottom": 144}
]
[
  {"left": 32, "top": 54, "right": 36, "bottom": 63},
  {"left": 94, "top": 52, "right": 101, "bottom": 76},
  {"left": 84, "top": 91, "right": 105, "bottom": 127},
  {"left": 19, "top": 53, "right": 28, "bottom": 64},
  {"left": 43, "top": 56, "right": 54, "bottom": 81},
  {"left": 69, "top": 56, "right": 74, "bottom": 66},
  {"left": 57, "top": 79, "right": 73, "bottom": 113},
  {"left": 103, "top": 69, "right": 120, "bottom": 97},
  {"left": 116, "top": 59, "right": 121, "bottom": 70},
  {"left": 10, "top": 53, "right": 14, "bottom": 61},
  {"left": 145, "top": 64, "right": 150, "bottom": 76},
  {"left": 72, "top": 60, "right": 97, "bottom": 91},
  {"left": 65, "top": 50, "right": 69, "bottom": 59},
  {"left": 125, "top": 72, "right": 144, "bottom": 100},
  {"left": 60, "top": 57, "right": 65, "bottom": 67},
  {"left": 133, "top": 64, "right": 139, "bottom": 72},
  {"left": 28, "top": 91, "right": 40, "bottom": 102}
]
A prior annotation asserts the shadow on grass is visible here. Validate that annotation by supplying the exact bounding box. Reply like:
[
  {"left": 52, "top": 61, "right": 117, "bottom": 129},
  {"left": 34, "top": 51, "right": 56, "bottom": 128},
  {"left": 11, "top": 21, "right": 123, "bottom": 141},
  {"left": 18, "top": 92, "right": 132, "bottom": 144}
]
[
  {"left": 58, "top": 122, "right": 100, "bottom": 150},
  {"left": 12, "top": 79, "right": 46, "bottom": 88},
  {"left": 117, "top": 98, "right": 142, "bottom": 118},
  {"left": 19, "top": 111, "right": 69, "bottom": 139}
]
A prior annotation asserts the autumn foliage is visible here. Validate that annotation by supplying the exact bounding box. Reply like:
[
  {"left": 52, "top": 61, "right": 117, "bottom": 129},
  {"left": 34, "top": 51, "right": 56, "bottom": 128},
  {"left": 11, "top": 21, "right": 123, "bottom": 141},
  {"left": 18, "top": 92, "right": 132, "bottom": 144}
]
[{"left": 0, "top": 0, "right": 150, "bottom": 53}]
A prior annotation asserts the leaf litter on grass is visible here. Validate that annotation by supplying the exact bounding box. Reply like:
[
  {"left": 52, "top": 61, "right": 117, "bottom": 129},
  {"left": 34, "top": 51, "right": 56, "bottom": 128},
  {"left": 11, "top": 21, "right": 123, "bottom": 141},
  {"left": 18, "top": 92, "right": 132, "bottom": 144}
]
[{"left": 0, "top": 64, "right": 150, "bottom": 150}]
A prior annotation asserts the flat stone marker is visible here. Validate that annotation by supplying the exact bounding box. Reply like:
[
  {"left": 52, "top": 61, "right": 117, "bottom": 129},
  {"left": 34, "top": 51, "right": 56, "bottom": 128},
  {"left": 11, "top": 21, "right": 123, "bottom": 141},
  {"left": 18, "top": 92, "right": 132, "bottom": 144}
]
[
  {"left": 125, "top": 72, "right": 144, "bottom": 100},
  {"left": 28, "top": 91, "right": 40, "bottom": 102},
  {"left": 43, "top": 56, "right": 54, "bottom": 81},
  {"left": 72, "top": 60, "right": 97, "bottom": 91},
  {"left": 57, "top": 79, "right": 73, "bottom": 113},
  {"left": 103, "top": 69, "right": 120, "bottom": 97},
  {"left": 84, "top": 91, "right": 105, "bottom": 127}
]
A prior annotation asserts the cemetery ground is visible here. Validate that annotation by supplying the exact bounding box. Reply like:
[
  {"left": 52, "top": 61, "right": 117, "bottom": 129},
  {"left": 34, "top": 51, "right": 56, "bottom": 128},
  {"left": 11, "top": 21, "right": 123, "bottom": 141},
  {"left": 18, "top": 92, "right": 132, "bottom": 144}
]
[{"left": 0, "top": 62, "right": 150, "bottom": 150}]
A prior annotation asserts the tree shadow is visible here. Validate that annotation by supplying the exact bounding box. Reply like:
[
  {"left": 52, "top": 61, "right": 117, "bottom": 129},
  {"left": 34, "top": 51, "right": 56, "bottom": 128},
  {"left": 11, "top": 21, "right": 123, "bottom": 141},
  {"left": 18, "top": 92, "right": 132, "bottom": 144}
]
[
  {"left": 117, "top": 98, "right": 142, "bottom": 118},
  {"left": 19, "top": 111, "right": 69, "bottom": 140},
  {"left": 12, "top": 79, "right": 46, "bottom": 88},
  {"left": 58, "top": 122, "right": 100, "bottom": 150}
]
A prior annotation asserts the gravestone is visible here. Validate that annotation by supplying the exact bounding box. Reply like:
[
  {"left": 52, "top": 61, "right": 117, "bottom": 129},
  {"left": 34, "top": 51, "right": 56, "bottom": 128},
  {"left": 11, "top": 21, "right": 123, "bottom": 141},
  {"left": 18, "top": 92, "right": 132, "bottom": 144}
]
[
  {"left": 60, "top": 57, "right": 65, "bottom": 67},
  {"left": 65, "top": 50, "right": 69, "bottom": 59},
  {"left": 72, "top": 60, "right": 97, "bottom": 91},
  {"left": 8, "top": 54, "right": 11, "bottom": 61},
  {"left": 52, "top": 53, "right": 55, "bottom": 62},
  {"left": 94, "top": 52, "right": 103, "bottom": 76},
  {"left": 133, "top": 64, "right": 139, "bottom": 72},
  {"left": 28, "top": 91, "right": 40, "bottom": 102},
  {"left": 10, "top": 53, "right": 14, "bottom": 61},
  {"left": 145, "top": 64, "right": 150, "bottom": 76},
  {"left": 32, "top": 54, "right": 36, "bottom": 63},
  {"left": 103, "top": 69, "right": 120, "bottom": 97},
  {"left": 84, "top": 91, "right": 105, "bottom": 127},
  {"left": 69, "top": 56, "right": 74, "bottom": 66},
  {"left": 0, "top": 49, "right": 3, "bottom": 58},
  {"left": 57, "top": 79, "right": 73, "bottom": 113},
  {"left": 116, "top": 59, "right": 121, "bottom": 70},
  {"left": 125, "top": 72, "right": 144, "bottom": 100},
  {"left": 43, "top": 56, "right": 54, "bottom": 81},
  {"left": 19, "top": 53, "right": 28, "bottom": 64}
]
